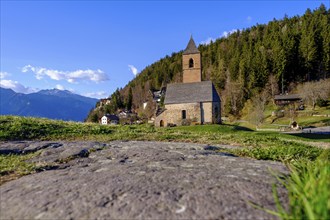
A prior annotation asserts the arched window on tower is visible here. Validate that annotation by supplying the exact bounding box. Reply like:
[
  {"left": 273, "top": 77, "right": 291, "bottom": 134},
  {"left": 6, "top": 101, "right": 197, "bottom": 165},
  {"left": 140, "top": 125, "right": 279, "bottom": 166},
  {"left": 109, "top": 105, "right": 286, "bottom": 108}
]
[{"left": 189, "top": 58, "right": 194, "bottom": 68}]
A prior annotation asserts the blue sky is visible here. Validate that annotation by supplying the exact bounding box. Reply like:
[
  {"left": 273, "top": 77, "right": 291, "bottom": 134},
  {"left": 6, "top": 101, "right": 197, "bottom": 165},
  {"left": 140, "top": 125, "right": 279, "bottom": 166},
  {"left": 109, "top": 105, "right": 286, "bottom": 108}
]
[{"left": 1, "top": 1, "right": 329, "bottom": 99}]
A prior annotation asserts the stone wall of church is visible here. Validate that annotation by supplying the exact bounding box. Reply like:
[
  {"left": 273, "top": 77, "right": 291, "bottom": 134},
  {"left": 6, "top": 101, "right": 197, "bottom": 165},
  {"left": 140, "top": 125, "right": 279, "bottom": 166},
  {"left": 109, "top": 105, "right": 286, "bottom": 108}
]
[
  {"left": 155, "top": 103, "right": 201, "bottom": 127},
  {"left": 155, "top": 102, "right": 221, "bottom": 127},
  {"left": 202, "top": 102, "right": 213, "bottom": 123}
]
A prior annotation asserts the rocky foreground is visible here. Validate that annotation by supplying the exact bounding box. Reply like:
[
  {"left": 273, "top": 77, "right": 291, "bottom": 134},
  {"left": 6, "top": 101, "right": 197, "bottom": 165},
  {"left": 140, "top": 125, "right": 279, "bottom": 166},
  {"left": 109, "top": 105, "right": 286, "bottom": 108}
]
[{"left": 0, "top": 141, "right": 288, "bottom": 219}]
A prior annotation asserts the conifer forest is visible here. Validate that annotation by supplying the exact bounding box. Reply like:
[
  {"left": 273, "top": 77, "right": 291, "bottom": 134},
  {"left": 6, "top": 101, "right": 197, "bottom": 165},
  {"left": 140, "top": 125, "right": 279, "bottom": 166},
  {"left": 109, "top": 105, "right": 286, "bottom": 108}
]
[{"left": 87, "top": 5, "right": 329, "bottom": 121}]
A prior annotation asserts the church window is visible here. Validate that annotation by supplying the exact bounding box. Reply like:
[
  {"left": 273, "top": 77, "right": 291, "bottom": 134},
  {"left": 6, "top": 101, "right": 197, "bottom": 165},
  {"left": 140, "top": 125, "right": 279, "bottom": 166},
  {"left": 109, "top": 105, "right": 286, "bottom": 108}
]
[
  {"left": 182, "top": 110, "right": 186, "bottom": 119},
  {"left": 189, "top": 58, "right": 194, "bottom": 68}
]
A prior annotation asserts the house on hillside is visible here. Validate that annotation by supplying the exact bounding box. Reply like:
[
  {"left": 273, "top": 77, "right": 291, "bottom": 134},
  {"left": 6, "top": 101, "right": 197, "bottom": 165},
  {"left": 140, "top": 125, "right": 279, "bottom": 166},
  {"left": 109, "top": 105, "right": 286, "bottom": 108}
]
[
  {"left": 150, "top": 87, "right": 166, "bottom": 103},
  {"left": 143, "top": 87, "right": 166, "bottom": 110},
  {"left": 118, "top": 110, "right": 137, "bottom": 119},
  {"left": 101, "top": 114, "right": 119, "bottom": 125},
  {"left": 274, "top": 94, "right": 302, "bottom": 106},
  {"left": 99, "top": 98, "right": 111, "bottom": 106},
  {"left": 274, "top": 94, "right": 303, "bottom": 110},
  {"left": 155, "top": 37, "right": 221, "bottom": 127}
]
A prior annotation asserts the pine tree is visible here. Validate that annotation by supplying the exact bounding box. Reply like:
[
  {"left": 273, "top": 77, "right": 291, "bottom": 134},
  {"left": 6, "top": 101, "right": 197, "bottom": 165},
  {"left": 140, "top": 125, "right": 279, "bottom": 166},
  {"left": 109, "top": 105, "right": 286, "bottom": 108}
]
[{"left": 126, "top": 87, "right": 133, "bottom": 110}]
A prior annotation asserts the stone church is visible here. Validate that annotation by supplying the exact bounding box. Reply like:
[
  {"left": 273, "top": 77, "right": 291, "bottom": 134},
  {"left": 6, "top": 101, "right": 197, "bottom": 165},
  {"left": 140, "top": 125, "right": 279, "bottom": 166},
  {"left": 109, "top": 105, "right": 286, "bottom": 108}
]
[{"left": 155, "top": 37, "right": 221, "bottom": 127}]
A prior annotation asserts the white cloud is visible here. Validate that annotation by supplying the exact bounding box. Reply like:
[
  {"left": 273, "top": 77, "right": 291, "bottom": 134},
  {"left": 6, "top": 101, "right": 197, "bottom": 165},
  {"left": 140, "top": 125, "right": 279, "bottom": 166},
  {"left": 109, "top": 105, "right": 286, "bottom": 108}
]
[
  {"left": 55, "top": 84, "right": 65, "bottom": 90},
  {"left": 54, "top": 85, "right": 75, "bottom": 93},
  {"left": 0, "top": 79, "right": 37, "bottom": 94},
  {"left": 21, "top": 65, "right": 109, "bottom": 83},
  {"left": 200, "top": 37, "right": 216, "bottom": 45},
  {"left": 200, "top": 29, "right": 239, "bottom": 45},
  {"left": 221, "top": 29, "right": 238, "bottom": 38},
  {"left": 128, "top": 65, "right": 138, "bottom": 76},
  {"left": 21, "top": 64, "right": 35, "bottom": 73},
  {"left": 0, "top": 71, "right": 10, "bottom": 79},
  {"left": 246, "top": 16, "right": 252, "bottom": 23},
  {"left": 0, "top": 70, "right": 36, "bottom": 93},
  {"left": 84, "top": 91, "right": 107, "bottom": 99}
]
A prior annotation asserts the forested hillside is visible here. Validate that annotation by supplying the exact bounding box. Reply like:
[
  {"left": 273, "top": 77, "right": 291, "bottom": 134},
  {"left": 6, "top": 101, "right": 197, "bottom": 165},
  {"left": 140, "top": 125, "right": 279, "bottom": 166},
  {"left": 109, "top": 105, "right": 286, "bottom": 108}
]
[{"left": 86, "top": 4, "right": 329, "bottom": 122}]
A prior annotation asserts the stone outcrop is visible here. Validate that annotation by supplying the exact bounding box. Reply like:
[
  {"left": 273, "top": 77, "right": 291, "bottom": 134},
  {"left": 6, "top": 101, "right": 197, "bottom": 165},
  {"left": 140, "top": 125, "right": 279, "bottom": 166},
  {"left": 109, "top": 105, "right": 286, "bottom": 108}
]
[{"left": 0, "top": 141, "right": 288, "bottom": 219}]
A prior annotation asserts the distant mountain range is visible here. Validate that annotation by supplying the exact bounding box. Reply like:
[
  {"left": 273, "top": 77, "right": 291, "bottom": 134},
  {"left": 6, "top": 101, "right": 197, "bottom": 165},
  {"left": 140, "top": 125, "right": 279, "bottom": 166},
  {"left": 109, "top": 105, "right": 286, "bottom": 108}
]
[{"left": 0, "top": 88, "right": 98, "bottom": 121}]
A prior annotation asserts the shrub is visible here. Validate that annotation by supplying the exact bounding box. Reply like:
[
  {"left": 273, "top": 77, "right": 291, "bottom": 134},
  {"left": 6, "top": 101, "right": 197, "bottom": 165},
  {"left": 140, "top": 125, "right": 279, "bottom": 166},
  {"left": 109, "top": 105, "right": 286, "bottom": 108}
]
[
  {"left": 316, "top": 99, "right": 328, "bottom": 107},
  {"left": 181, "top": 119, "right": 192, "bottom": 126}
]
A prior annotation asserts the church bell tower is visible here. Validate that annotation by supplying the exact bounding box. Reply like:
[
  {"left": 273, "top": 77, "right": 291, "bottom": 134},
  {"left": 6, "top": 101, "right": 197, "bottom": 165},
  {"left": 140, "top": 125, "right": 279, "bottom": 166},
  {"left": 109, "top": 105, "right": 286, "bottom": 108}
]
[{"left": 182, "top": 36, "right": 202, "bottom": 83}]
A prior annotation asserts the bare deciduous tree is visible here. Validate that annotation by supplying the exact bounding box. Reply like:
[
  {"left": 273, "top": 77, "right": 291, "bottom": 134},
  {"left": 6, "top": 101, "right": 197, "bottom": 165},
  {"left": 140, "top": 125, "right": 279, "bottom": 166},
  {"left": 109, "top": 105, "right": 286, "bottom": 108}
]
[
  {"left": 224, "top": 80, "right": 245, "bottom": 116},
  {"left": 297, "top": 79, "right": 330, "bottom": 110},
  {"left": 249, "top": 90, "right": 269, "bottom": 128},
  {"left": 265, "top": 74, "right": 279, "bottom": 99}
]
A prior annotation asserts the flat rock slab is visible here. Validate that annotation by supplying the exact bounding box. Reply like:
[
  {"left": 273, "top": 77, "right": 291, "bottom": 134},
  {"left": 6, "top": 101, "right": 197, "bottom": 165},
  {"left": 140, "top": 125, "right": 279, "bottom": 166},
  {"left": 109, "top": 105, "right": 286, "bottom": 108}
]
[{"left": 0, "top": 141, "right": 288, "bottom": 219}]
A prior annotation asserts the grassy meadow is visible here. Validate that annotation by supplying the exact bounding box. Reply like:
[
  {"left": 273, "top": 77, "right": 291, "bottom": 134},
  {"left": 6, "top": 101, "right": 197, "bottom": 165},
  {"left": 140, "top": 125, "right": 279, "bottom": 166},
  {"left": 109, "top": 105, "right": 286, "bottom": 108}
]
[{"left": 0, "top": 115, "right": 329, "bottom": 219}]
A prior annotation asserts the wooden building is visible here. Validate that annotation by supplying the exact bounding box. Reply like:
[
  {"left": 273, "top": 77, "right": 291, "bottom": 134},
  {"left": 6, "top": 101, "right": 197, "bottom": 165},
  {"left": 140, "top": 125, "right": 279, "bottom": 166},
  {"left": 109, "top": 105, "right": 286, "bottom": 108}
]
[{"left": 274, "top": 94, "right": 301, "bottom": 106}]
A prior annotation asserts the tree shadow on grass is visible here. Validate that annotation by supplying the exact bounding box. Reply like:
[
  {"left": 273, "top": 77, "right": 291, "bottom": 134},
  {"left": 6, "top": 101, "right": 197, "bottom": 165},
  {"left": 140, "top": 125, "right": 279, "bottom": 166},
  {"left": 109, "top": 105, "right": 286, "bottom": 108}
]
[
  {"left": 233, "top": 125, "right": 254, "bottom": 131},
  {"left": 226, "top": 124, "right": 254, "bottom": 132},
  {"left": 288, "top": 133, "right": 330, "bottom": 140},
  {"left": 204, "top": 145, "right": 238, "bottom": 157}
]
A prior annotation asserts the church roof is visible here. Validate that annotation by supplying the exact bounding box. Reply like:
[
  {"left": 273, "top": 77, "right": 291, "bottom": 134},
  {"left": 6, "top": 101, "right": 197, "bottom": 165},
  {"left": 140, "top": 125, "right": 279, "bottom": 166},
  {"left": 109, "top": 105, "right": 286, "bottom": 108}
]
[
  {"left": 183, "top": 36, "right": 200, "bottom": 55},
  {"left": 164, "top": 81, "right": 221, "bottom": 104}
]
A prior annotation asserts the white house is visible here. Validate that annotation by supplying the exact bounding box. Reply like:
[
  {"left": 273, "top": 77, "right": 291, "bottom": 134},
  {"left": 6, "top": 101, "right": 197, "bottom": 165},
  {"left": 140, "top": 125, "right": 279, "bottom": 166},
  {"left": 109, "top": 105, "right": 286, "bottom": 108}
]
[{"left": 101, "top": 114, "right": 119, "bottom": 125}]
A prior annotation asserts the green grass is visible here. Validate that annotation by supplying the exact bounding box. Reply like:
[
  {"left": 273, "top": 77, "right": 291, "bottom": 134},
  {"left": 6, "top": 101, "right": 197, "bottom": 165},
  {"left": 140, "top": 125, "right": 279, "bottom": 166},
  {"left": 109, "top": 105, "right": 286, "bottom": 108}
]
[
  {"left": 267, "top": 151, "right": 330, "bottom": 220},
  {"left": 1, "top": 116, "right": 329, "bottom": 152},
  {"left": 284, "top": 152, "right": 329, "bottom": 220},
  {"left": 0, "top": 152, "right": 43, "bottom": 185},
  {"left": 296, "top": 117, "right": 330, "bottom": 127},
  {"left": 0, "top": 152, "right": 39, "bottom": 176},
  {"left": 225, "top": 141, "right": 329, "bottom": 219},
  {"left": 239, "top": 103, "right": 330, "bottom": 129},
  {"left": 226, "top": 143, "right": 323, "bottom": 162},
  {"left": 0, "top": 116, "right": 116, "bottom": 140},
  {"left": 0, "top": 115, "right": 329, "bottom": 218}
]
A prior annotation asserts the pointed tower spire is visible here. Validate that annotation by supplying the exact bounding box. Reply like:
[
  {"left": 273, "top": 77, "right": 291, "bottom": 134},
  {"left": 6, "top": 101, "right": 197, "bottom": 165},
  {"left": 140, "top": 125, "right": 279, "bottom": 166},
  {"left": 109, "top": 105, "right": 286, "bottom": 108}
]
[{"left": 183, "top": 36, "right": 199, "bottom": 55}]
